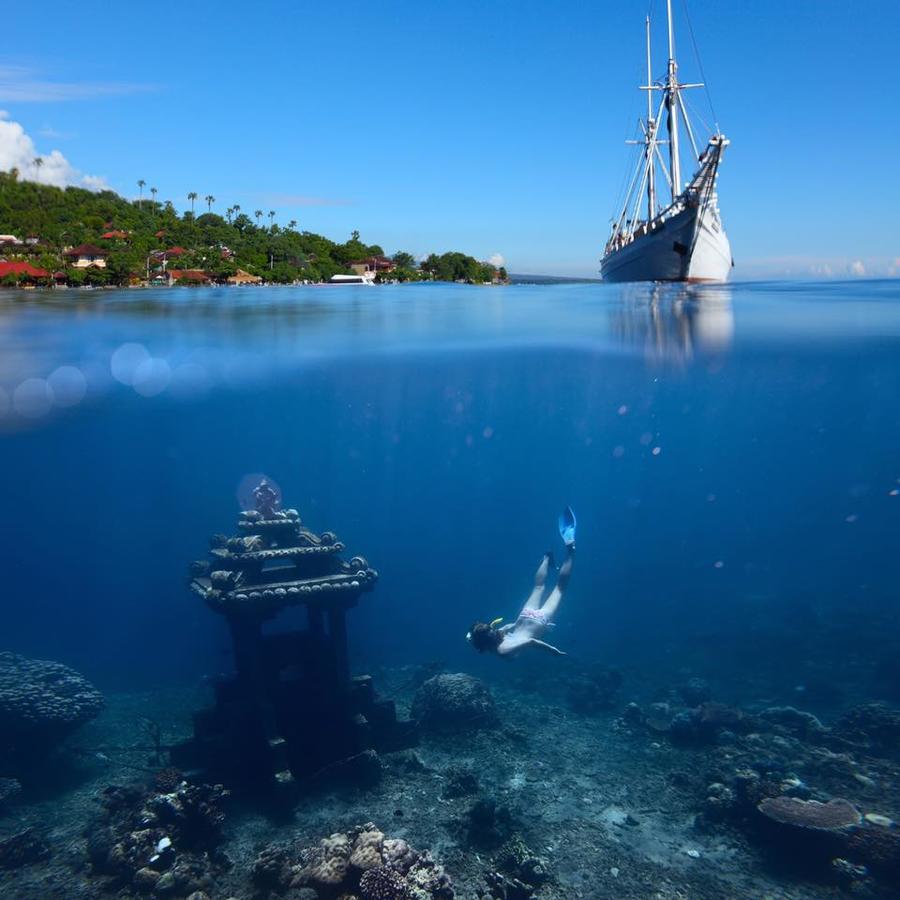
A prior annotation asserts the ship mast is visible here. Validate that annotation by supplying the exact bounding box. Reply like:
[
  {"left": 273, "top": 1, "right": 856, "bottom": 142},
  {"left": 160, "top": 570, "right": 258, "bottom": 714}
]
[
  {"left": 645, "top": 16, "right": 657, "bottom": 220},
  {"left": 665, "top": 0, "right": 681, "bottom": 201}
]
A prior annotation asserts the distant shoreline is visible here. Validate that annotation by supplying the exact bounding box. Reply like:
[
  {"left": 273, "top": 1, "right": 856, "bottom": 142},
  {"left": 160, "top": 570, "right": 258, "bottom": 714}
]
[{"left": 508, "top": 273, "right": 603, "bottom": 285}]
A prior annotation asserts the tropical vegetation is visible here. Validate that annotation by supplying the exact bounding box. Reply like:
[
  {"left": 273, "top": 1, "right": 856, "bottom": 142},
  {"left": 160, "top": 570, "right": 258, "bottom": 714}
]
[{"left": 0, "top": 170, "right": 506, "bottom": 287}]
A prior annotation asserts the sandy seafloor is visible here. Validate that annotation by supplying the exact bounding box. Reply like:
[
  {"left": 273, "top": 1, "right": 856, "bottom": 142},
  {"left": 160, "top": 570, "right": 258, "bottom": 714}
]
[{"left": 3, "top": 663, "right": 899, "bottom": 900}]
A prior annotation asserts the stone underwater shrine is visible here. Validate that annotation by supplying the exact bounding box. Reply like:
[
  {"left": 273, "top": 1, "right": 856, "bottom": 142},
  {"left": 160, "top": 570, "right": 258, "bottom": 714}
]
[{"left": 171, "top": 480, "right": 416, "bottom": 792}]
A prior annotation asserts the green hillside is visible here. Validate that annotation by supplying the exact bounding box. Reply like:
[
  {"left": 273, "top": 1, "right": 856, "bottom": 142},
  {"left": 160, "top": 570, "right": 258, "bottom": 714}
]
[{"left": 0, "top": 171, "right": 501, "bottom": 285}]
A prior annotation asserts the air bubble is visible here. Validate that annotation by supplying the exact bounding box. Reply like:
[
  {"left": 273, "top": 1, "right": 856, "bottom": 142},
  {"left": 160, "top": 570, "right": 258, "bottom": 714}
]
[
  {"left": 111, "top": 343, "right": 151, "bottom": 385},
  {"left": 13, "top": 378, "right": 53, "bottom": 418},
  {"left": 132, "top": 358, "right": 171, "bottom": 397},
  {"left": 48, "top": 366, "right": 87, "bottom": 408}
]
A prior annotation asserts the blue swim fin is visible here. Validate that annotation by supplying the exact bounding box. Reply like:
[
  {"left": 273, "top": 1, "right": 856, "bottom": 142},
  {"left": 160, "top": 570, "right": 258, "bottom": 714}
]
[{"left": 558, "top": 506, "right": 576, "bottom": 547}]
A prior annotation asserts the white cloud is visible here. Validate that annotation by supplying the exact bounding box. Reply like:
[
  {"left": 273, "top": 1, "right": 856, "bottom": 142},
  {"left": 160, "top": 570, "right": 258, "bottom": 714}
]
[
  {"left": 0, "top": 65, "right": 153, "bottom": 103},
  {"left": 38, "top": 126, "right": 75, "bottom": 140},
  {"left": 489, "top": 252, "right": 505, "bottom": 267},
  {"left": 848, "top": 260, "right": 866, "bottom": 277},
  {"left": 0, "top": 111, "right": 107, "bottom": 190}
]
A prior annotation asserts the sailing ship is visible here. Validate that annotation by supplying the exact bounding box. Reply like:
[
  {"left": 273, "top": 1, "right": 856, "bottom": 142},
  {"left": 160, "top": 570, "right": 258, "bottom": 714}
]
[{"left": 601, "top": 0, "right": 732, "bottom": 283}]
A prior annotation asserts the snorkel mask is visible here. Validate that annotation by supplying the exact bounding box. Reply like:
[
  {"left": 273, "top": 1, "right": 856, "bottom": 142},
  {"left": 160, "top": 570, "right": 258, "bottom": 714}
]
[{"left": 467, "top": 617, "right": 503, "bottom": 637}]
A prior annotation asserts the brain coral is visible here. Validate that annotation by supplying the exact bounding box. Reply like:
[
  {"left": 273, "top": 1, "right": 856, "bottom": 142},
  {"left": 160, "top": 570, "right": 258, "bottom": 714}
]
[
  {"left": 0, "top": 652, "right": 104, "bottom": 760},
  {"left": 383, "top": 837, "right": 418, "bottom": 874},
  {"left": 296, "top": 833, "right": 351, "bottom": 887},
  {"left": 350, "top": 829, "right": 385, "bottom": 871},
  {"left": 411, "top": 673, "right": 498, "bottom": 734}
]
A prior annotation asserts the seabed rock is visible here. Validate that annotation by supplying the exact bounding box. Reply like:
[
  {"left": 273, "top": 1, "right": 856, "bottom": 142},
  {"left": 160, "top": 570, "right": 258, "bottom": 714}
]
[
  {"left": 0, "top": 776, "right": 22, "bottom": 806},
  {"left": 669, "top": 701, "right": 747, "bottom": 745},
  {"left": 465, "top": 799, "right": 514, "bottom": 850},
  {"left": 412, "top": 673, "right": 498, "bottom": 735},
  {"left": 442, "top": 767, "right": 479, "bottom": 799},
  {"left": 565, "top": 666, "right": 622, "bottom": 714},
  {"left": 677, "top": 677, "right": 712, "bottom": 706},
  {"left": 0, "top": 827, "right": 50, "bottom": 870}
]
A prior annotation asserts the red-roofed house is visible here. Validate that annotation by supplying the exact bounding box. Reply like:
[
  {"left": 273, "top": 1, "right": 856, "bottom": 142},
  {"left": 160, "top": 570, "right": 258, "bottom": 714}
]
[
  {"left": 0, "top": 261, "right": 49, "bottom": 281},
  {"left": 102, "top": 230, "right": 129, "bottom": 240},
  {"left": 163, "top": 246, "right": 187, "bottom": 260},
  {"left": 64, "top": 243, "right": 108, "bottom": 268},
  {"left": 349, "top": 256, "right": 396, "bottom": 276},
  {"left": 167, "top": 269, "right": 210, "bottom": 285}
]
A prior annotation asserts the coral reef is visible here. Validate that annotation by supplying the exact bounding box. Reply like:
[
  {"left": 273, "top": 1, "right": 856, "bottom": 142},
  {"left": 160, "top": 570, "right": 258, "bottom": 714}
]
[
  {"left": 0, "top": 652, "right": 104, "bottom": 766},
  {"left": 757, "top": 706, "right": 827, "bottom": 740},
  {"left": 677, "top": 677, "right": 712, "bottom": 706},
  {"left": 846, "top": 824, "right": 900, "bottom": 879},
  {"left": 253, "top": 823, "right": 454, "bottom": 898},
  {"left": 833, "top": 703, "right": 900, "bottom": 757},
  {"left": 565, "top": 666, "right": 622, "bottom": 714},
  {"left": 464, "top": 799, "right": 514, "bottom": 850},
  {"left": 154, "top": 766, "right": 186, "bottom": 794},
  {"left": 86, "top": 778, "right": 230, "bottom": 896},
  {"left": 481, "top": 836, "right": 551, "bottom": 898},
  {"left": 441, "top": 767, "right": 479, "bottom": 799},
  {"left": 411, "top": 674, "right": 498, "bottom": 734},
  {"left": 757, "top": 796, "right": 862, "bottom": 831},
  {"left": 668, "top": 701, "right": 746, "bottom": 745}
]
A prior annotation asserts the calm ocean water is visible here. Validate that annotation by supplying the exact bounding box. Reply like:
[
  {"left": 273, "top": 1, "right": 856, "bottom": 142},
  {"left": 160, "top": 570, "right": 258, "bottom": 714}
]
[{"left": 2, "top": 280, "right": 899, "bottom": 699}]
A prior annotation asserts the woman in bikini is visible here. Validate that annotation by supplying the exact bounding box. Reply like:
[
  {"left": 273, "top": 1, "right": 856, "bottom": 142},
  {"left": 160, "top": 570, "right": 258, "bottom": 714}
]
[{"left": 467, "top": 507, "right": 576, "bottom": 658}]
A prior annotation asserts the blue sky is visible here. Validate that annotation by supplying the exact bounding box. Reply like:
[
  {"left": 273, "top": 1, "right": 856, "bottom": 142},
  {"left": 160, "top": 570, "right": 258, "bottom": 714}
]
[{"left": 1, "top": 0, "right": 898, "bottom": 278}]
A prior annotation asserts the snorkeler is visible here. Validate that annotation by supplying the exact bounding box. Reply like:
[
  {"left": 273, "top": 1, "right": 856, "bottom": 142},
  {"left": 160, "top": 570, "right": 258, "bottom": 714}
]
[{"left": 467, "top": 507, "right": 576, "bottom": 658}]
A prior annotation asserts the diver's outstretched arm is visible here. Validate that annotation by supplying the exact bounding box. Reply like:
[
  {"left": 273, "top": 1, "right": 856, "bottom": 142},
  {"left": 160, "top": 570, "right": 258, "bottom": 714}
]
[
  {"left": 528, "top": 638, "right": 566, "bottom": 656},
  {"left": 524, "top": 552, "right": 552, "bottom": 610},
  {"left": 539, "top": 546, "right": 574, "bottom": 620}
]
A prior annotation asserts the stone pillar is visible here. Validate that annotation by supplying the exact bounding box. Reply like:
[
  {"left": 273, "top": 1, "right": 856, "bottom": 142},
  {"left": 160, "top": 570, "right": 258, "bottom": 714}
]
[
  {"left": 226, "top": 611, "right": 292, "bottom": 784},
  {"left": 308, "top": 605, "right": 325, "bottom": 636},
  {"left": 327, "top": 604, "right": 350, "bottom": 684}
]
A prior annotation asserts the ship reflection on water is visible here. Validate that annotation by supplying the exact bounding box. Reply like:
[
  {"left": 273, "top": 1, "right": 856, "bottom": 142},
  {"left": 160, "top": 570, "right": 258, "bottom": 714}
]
[{"left": 608, "top": 283, "right": 734, "bottom": 362}]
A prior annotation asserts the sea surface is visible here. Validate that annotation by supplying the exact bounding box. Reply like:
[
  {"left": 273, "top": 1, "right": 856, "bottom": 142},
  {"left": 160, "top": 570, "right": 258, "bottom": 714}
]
[{"left": 2, "top": 280, "right": 900, "bottom": 897}]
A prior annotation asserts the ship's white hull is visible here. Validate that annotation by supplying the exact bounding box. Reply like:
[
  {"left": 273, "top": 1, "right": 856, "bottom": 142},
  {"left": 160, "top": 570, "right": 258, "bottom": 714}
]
[{"left": 601, "top": 204, "right": 732, "bottom": 284}]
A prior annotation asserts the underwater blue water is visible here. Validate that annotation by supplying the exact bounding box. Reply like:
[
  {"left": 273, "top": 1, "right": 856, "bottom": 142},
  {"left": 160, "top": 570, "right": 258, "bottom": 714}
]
[{"left": 1, "top": 281, "right": 899, "bottom": 698}]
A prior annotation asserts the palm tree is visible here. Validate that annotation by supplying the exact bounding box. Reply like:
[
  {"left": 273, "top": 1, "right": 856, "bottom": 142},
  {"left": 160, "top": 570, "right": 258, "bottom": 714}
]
[
  {"left": 205, "top": 194, "right": 215, "bottom": 213},
  {"left": 268, "top": 210, "right": 276, "bottom": 230},
  {"left": 137, "top": 179, "right": 146, "bottom": 208},
  {"left": 188, "top": 192, "right": 198, "bottom": 215},
  {"left": 225, "top": 207, "right": 234, "bottom": 224},
  {"left": 254, "top": 209, "right": 263, "bottom": 229},
  {"left": 288, "top": 219, "right": 297, "bottom": 231},
  {"left": 150, "top": 186, "right": 158, "bottom": 206},
  {"left": 33, "top": 157, "right": 44, "bottom": 182}
]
